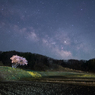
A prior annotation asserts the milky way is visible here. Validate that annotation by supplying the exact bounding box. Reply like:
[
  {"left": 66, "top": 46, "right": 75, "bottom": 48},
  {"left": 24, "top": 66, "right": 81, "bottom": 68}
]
[{"left": 0, "top": 0, "right": 95, "bottom": 60}]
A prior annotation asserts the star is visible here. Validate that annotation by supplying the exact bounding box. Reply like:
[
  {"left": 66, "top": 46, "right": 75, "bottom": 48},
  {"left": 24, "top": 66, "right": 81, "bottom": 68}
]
[
  {"left": 64, "top": 41, "right": 67, "bottom": 44},
  {"left": 72, "top": 25, "right": 74, "bottom": 26},
  {"left": 81, "top": 9, "right": 83, "bottom": 11},
  {"left": 0, "top": 0, "right": 95, "bottom": 60}
]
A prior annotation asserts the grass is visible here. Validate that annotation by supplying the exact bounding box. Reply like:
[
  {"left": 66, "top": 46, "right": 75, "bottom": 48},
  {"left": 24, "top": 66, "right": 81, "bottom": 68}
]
[
  {"left": 37, "top": 71, "right": 95, "bottom": 78},
  {"left": 0, "top": 66, "right": 95, "bottom": 94},
  {"left": 0, "top": 66, "right": 42, "bottom": 81},
  {"left": 0, "top": 66, "right": 95, "bottom": 81}
]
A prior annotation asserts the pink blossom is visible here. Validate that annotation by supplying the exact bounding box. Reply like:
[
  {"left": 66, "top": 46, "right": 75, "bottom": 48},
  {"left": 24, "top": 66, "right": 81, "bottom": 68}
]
[{"left": 10, "top": 55, "right": 28, "bottom": 68}]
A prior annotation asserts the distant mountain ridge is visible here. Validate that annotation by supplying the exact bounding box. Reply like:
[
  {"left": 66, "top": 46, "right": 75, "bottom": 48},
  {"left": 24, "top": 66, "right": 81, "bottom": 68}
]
[{"left": 0, "top": 50, "right": 95, "bottom": 72}]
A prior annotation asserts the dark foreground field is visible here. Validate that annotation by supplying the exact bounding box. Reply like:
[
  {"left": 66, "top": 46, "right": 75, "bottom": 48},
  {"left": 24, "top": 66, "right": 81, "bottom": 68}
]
[
  {"left": 0, "top": 80, "right": 95, "bottom": 95},
  {"left": 0, "top": 66, "right": 95, "bottom": 95}
]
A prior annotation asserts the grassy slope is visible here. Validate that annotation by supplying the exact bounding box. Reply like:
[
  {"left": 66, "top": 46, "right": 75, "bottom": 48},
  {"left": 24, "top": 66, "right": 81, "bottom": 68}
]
[
  {"left": 0, "top": 66, "right": 95, "bottom": 82},
  {"left": 0, "top": 66, "right": 41, "bottom": 81}
]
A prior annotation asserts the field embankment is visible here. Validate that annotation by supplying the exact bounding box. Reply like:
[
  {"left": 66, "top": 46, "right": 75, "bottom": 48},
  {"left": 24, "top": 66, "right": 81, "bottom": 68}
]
[
  {"left": 0, "top": 66, "right": 95, "bottom": 94},
  {"left": 0, "top": 66, "right": 95, "bottom": 86}
]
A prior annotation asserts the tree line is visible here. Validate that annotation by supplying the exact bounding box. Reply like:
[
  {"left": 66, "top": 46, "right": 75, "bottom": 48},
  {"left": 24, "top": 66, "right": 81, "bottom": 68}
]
[{"left": 0, "top": 50, "right": 95, "bottom": 72}]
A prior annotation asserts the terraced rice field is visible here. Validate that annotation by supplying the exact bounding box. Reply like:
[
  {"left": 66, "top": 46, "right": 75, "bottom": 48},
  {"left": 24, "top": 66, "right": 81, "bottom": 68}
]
[
  {"left": 0, "top": 81, "right": 95, "bottom": 95},
  {"left": 0, "top": 66, "right": 95, "bottom": 95}
]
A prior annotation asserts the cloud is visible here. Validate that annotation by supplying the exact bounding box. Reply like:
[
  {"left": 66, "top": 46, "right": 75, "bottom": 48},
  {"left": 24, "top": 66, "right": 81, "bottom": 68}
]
[
  {"left": 41, "top": 36, "right": 73, "bottom": 59},
  {"left": 12, "top": 25, "right": 39, "bottom": 42},
  {"left": 52, "top": 47, "right": 73, "bottom": 59},
  {"left": 42, "top": 38, "right": 55, "bottom": 48},
  {"left": 11, "top": 25, "right": 79, "bottom": 59},
  {"left": 42, "top": 38, "right": 48, "bottom": 45},
  {"left": 54, "top": 32, "right": 71, "bottom": 46},
  {"left": 76, "top": 42, "right": 91, "bottom": 53},
  {"left": 26, "top": 27, "right": 39, "bottom": 42},
  {"left": 27, "top": 31, "right": 39, "bottom": 42}
]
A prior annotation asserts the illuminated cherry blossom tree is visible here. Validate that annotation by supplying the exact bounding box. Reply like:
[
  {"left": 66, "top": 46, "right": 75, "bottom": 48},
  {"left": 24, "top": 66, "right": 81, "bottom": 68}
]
[{"left": 10, "top": 55, "right": 28, "bottom": 68}]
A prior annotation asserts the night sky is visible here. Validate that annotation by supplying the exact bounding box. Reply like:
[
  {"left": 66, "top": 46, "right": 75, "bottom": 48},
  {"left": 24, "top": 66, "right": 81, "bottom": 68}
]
[{"left": 0, "top": 0, "right": 95, "bottom": 60}]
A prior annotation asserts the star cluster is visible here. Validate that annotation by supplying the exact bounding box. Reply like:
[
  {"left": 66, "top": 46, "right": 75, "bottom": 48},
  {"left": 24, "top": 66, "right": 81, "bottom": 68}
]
[{"left": 0, "top": 0, "right": 95, "bottom": 60}]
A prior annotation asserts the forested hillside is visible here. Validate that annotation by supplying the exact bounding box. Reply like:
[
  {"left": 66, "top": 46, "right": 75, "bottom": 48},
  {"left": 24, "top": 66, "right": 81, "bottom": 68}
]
[{"left": 0, "top": 51, "right": 95, "bottom": 72}]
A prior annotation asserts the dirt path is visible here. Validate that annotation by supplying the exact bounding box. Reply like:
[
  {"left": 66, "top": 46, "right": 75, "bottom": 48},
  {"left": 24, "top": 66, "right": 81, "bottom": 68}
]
[{"left": 0, "top": 81, "right": 95, "bottom": 95}]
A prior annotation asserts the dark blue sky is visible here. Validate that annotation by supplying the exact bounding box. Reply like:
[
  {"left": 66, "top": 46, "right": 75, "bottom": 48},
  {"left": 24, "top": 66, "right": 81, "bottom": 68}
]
[{"left": 0, "top": 0, "right": 95, "bottom": 60}]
